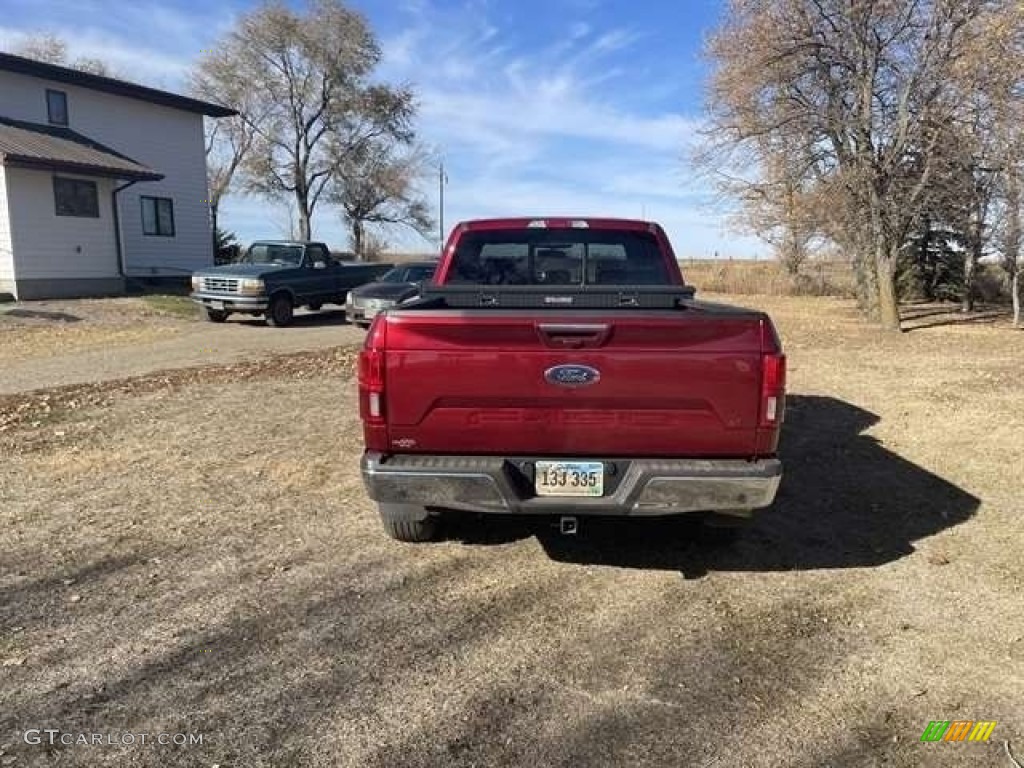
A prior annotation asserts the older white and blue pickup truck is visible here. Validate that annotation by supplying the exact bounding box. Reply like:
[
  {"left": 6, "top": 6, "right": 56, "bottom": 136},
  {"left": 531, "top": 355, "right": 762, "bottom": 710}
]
[{"left": 190, "top": 240, "right": 392, "bottom": 327}]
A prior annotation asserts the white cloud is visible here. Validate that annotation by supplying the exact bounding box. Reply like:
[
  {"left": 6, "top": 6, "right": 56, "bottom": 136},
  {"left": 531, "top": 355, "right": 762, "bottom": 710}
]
[
  {"left": 569, "top": 22, "right": 591, "bottom": 40},
  {"left": 418, "top": 85, "right": 698, "bottom": 155},
  {"left": 591, "top": 29, "right": 640, "bottom": 53},
  {"left": 0, "top": 0, "right": 238, "bottom": 89},
  {"left": 380, "top": 27, "right": 425, "bottom": 71}
]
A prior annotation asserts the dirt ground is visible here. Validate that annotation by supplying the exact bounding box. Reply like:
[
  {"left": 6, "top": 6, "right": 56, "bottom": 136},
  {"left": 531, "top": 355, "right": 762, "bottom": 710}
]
[
  {"left": 0, "top": 298, "right": 366, "bottom": 395},
  {"left": 1, "top": 294, "right": 1022, "bottom": 767}
]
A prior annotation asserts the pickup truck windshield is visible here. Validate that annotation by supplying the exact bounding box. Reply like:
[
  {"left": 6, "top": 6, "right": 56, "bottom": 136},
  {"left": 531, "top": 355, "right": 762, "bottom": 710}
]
[
  {"left": 447, "top": 229, "right": 669, "bottom": 286},
  {"left": 244, "top": 244, "right": 304, "bottom": 266}
]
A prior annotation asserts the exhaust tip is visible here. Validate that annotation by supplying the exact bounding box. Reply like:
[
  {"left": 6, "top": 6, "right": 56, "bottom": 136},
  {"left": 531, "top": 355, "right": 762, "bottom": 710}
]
[{"left": 559, "top": 516, "right": 579, "bottom": 536}]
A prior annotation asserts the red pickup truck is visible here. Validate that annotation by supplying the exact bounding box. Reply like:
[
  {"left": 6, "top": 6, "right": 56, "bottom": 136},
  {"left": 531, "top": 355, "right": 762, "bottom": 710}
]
[{"left": 358, "top": 217, "right": 786, "bottom": 542}]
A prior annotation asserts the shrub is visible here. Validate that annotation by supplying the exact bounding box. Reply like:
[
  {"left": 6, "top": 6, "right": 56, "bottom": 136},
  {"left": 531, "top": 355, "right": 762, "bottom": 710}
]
[{"left": 975, "top": 264, "right": 1011, "bottom": 303}]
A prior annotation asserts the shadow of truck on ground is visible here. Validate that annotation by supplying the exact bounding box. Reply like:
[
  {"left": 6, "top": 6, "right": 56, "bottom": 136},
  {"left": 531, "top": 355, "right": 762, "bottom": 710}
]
[{"left": 469, "top": 395, "right": 981, "bottom": 576}]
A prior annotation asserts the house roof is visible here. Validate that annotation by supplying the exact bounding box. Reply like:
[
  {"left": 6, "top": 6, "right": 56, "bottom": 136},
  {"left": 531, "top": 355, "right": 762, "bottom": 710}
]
[
  {"left": 0, "top": 51, "right": 236, "bottom": 118},
  {"left": 0, "top": 117, "right": 164, "bottom": 181}
]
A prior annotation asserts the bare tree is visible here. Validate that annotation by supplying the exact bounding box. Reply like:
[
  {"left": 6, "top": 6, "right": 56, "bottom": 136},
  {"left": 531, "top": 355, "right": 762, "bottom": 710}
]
[
  {"left": 976, "top": 8, "right": 1024, "bottom": 326},
  {"left": 12, "top": 33, "right": 66, "bottom": 64},
  {"left": 716, "top": 134, "right": 822, "bottom": 277},
  {"left": 196, "top": 119, "right": 256, "bottom": 256},
  {"left": 12, "top": 33, "right": 115, "bottom": 76},
  {"left": 937, "top": 6, "right": 1024, "bottom": 313},
  {"left": 331, "top": 140, "right": 433, "bottom": 258},
  {"left": 1000, "top": 125, "right": 1024, "bottom": 330},
  {"left": 702, "top": 0, "right": 1000, "bottom": 330},
  {"left": 982, "top": 5, "right": 1023, "bottom": 326},
  {"left": 192, "top": 0, "right": 415, "bottom": 241},
  {"left": 189, "top": 64, "right": 267, "bottom": 255},
  {"left": 999, "top": 162, "right": 1023, "bottom": 326}
]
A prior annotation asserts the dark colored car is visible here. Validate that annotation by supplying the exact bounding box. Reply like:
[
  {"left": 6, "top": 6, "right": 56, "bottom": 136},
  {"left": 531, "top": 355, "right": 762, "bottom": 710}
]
[
  {"left": 345, "top": 261, "right": 438, "bottom": 328},
  {"left": 190, "top": 240, "right": 392, "bottom": 327}
]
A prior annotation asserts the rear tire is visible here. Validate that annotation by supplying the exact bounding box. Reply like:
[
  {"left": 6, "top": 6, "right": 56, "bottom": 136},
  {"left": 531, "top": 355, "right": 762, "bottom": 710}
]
[
  {"left": 266, "top": 294, "right": 294, "bottom": 327},
  {"left": 379, "top": 504, "right": 438, "bottom": 542},
  {"left": 202, "top": 307, "right": 229, "bottom": 323}
]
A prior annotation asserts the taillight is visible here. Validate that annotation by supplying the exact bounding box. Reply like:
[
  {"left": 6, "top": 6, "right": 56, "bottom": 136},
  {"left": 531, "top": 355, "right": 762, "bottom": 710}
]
[
  {"left": 760, "top": 353, "right": 786, "bottom": 427},
  {"left": 358, "top": 317, "right": 387, "bottom": 424},
  {"left": 759, "top": 318, "right": 786, "bottom": 428}
]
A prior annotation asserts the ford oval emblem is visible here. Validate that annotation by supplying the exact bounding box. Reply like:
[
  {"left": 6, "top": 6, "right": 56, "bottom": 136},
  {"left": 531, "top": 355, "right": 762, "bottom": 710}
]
[{"left": 544, "top": 364, "right": 601, "bottom": 388}]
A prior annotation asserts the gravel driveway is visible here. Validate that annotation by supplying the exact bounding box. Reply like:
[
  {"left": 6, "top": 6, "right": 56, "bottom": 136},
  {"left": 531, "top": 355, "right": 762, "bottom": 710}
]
[{"left": 0, "top": 298, "right": 365, "bottom": 395}]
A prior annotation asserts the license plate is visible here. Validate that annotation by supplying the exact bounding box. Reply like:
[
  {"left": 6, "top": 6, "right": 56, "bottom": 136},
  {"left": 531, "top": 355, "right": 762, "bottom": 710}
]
[
  {"left": 208, "top": 301, "right": 224, "bottom": 310},
  {"left": 535, "top": 461, "right": 604, "bottom": 497}
]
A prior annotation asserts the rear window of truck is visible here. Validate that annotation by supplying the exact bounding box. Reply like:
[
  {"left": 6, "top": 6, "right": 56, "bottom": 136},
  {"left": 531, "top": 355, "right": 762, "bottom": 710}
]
[{"left": 447, "top": 229, "right": 670, "bottom": 286}]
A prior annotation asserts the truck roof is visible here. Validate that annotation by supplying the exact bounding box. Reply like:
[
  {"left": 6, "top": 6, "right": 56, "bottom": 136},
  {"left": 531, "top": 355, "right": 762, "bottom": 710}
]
[{"left": 456, "top": 217, "right": 660, "bottom": 232}]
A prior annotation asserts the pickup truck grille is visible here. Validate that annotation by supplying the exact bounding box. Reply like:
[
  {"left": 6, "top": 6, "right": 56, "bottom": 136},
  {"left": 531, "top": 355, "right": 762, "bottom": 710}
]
[{"left": 201, "top": 277, "right": 240, "bottom": 293}]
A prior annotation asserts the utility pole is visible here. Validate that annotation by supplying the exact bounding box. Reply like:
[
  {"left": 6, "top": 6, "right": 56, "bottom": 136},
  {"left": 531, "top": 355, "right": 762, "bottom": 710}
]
[{"left": 439, "top": 162, "right": 448, "bottom": 253}]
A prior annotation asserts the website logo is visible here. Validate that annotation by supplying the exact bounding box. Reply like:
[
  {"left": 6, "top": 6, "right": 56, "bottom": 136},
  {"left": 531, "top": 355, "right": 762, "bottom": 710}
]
[{"left": 920, "top": 720, "right": 997, "bottom": 743}]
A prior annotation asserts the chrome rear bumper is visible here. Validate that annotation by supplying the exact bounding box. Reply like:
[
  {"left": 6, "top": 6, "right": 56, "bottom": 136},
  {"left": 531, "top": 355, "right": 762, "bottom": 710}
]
[{"left": 361, "top": 453, "right": 782, "bottom": 517}]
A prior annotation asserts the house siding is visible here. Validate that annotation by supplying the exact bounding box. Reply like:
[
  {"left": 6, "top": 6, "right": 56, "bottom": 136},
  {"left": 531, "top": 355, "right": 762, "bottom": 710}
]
[
  {"left": 0, "top": 166, "right": 14, "bottom": 285},
  {"left": 5, "top": 166, "right": 118, "bottom": 280},
  {"left": 0, "top": 70, "right": 214, "bottom": 278}
]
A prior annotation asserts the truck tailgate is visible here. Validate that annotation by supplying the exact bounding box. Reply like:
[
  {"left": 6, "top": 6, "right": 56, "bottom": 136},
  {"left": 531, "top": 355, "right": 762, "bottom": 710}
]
[{"left": 379, "top": 309, "right": 765, "bottom": 457}]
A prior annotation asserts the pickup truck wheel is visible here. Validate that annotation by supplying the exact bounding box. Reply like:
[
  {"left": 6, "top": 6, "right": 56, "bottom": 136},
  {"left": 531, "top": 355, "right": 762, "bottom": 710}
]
[
  {"left": 266, "top": 294, "right": 294, "bottom": 327},
  {"left": 379, "top": 504, "right": 438, "bottom": 542},
  {"left": 202, "top": 307, "right": 229, "bottom": 323}
]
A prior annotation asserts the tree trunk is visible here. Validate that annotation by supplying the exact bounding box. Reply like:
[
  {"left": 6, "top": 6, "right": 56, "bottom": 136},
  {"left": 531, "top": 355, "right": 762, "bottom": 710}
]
[
  {"left": 962, "top": 242, "right": 978, "bottom": 312},
  {"left": 1004, "top": 162, "right": 1021, "bottom": 327},
  {"left": 295, "top": 182, "right": 312, "bottom": 241},
  {"left": 210, "top": 204, "right": 219, "bottom": 261},
  {"left": 1013, "top": 270, "right": 1021, "bottom": 327},
  {"left": 866, "top": 188, "right": 900, "bottom": 331},
  {"left": 919, "top": 214, "right": 934, "bottom": 301},
  {"left": 876, "top": 253, "right": 901, "bottom": 331},
  {"left": 297, "top": 205, "right": 312, "bottom": 241},
  {"left": 351, "top": 219, "right": 364, "bottom": 258},
  {"left": 854, "top": 252, "right": 879, "bottom": 320}
]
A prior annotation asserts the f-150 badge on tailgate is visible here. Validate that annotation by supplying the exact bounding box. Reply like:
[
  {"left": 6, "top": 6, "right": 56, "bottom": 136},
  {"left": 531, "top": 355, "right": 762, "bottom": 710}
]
[{"left": 544, "top": 364, "right": 601, "bottom": 388}]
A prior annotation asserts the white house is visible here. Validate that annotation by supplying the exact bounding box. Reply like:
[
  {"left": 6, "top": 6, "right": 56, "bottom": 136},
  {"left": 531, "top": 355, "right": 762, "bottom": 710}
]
[{"left": 0, "top": 52, "right": 234, "bottom": 300}]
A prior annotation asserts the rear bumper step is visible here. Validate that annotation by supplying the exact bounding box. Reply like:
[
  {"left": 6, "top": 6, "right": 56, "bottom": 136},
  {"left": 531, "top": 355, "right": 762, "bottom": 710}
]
[{"left": 361, "top": 453, "right": 782, "bottom": 516}]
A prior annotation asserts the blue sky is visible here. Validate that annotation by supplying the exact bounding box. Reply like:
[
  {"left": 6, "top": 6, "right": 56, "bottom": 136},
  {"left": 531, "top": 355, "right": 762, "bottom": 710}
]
[{"left": 0, "top": 0, "right": 766, "bottom": 258}]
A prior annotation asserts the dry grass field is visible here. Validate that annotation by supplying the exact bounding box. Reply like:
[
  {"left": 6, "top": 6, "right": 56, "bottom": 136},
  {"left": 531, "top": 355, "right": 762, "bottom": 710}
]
[
  {"left": 1, "top": 293, "right": 1022, "bottom": 767},
  {"left": 681, "top": 258, "right": 858, "bottom": 297}
]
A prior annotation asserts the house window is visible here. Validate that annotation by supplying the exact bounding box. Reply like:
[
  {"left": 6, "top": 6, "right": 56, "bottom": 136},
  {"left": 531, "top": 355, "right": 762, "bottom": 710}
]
[
  {"left": 141, "top": 196, "right": 175, "bottom": 236},
  {"left": 53, "top": 177, "right": 99, "bottom": 217},
  {"left": 46, "top": 89, "right": 68, "bottom": 126}
]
